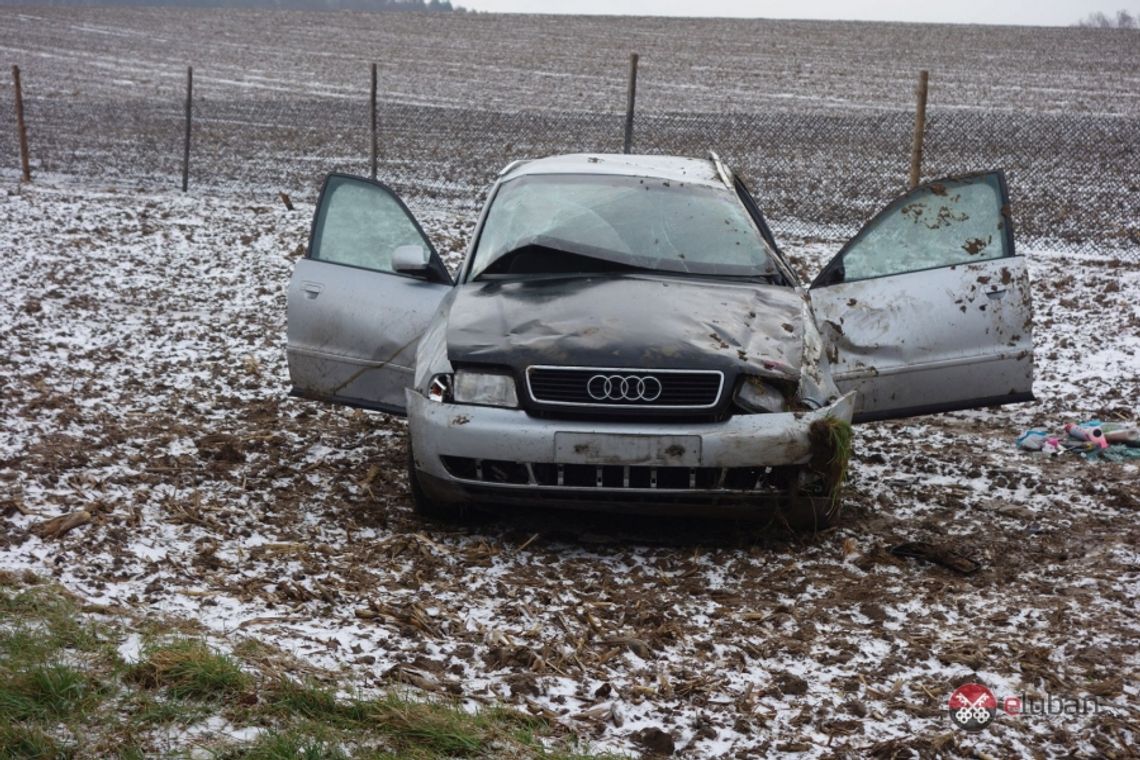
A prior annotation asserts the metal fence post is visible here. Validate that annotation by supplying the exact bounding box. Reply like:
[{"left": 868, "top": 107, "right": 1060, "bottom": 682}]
[
  {"left": 908, "top": 70, "right": 929, "bottom": 190},
  {"left": 370, "top": 63, "right": 378, "bottom": 180},
  {"left": 12, "top": 65, "right": 31, "bottom": 182},
  {"left": 182, "top": 66, "right": 193, "bottom": 192},
  {"left": 623, "top": 53, "right": 639, "bottom": 154}
]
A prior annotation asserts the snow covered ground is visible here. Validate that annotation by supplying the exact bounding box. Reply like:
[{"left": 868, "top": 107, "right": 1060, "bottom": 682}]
[
  {"left": 2, "top": 173, "right": 1137, "bottom": 757},
  {"left": 5, "top": 7, "right": 1139, "bottom": 114},
  {"left": 3, "top": 7, "right": 1137, "bottom": 251}
]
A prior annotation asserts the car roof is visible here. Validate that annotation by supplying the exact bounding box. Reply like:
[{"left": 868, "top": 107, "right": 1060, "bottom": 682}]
[{"left": 498, "top": 153, "right": 727, "bottom": 189}]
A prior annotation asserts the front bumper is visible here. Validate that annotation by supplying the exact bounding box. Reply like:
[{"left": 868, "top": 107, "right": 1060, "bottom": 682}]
[{"left": 406, "top": 389, "right": 855, "bottom": 512}]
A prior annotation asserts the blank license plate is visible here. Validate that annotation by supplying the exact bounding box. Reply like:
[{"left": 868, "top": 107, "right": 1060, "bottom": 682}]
[{"left": 554, "top": 433, "right": 701, "bottom": 467}]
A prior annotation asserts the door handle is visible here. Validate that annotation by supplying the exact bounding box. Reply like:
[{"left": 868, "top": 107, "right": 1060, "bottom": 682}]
[
  {"left": 985, "top": 288, "right": 1006, "bottom": 300},
  {"left": 302, "top": 281, "right": 324, "bottom": 300}
]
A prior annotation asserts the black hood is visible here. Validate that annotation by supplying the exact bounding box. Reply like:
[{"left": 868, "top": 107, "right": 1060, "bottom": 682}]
[{"left": 445, "top": 274, "right": 806, "bottom": 380}]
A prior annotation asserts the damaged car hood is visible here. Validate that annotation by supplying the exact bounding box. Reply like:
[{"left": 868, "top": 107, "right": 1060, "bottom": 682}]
[{"left": 445, "top": 274, "right": 807, "bottom": 380}]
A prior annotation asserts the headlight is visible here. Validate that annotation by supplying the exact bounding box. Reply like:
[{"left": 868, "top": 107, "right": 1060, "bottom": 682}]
[
  {"left": 735, "top": 376, "right": 790, "bottom": 413},
  {"left": 452, "top": 370, "right": 519, "bottom": 408},
  {"left": 427, "top": 374, "right": 451, "bottom": 403}
]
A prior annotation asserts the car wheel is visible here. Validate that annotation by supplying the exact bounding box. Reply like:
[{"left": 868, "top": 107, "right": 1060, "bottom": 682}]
[
  {"left": 781, "top": 493, "right": 842, "bottom": 532},
  {"left": 779, "top": 469, "right": 844, "bottom": 531},
  {"left": 406, "top": 445, "right": 468, "bottom": 522}
]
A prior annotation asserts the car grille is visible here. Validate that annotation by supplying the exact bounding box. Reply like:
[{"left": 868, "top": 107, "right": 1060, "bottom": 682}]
[
  {"left": 526, "top": 366, "right": 723, "bottom": 409},
  {"left": 440, "top": 456, "right": 795, "bottom": 492}
]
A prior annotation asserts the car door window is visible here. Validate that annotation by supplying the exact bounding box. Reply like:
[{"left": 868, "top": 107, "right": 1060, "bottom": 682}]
[
  {"left": 309, "top": 175, "right": 433, "bottom": 273},
  {"left": 825, "top": 174, "right": 1011, "bottom": 284}
]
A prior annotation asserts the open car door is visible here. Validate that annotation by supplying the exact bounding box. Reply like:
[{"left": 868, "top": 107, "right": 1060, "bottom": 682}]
[
  {"left": 287, "top": 174, "right": 452, "bottom": 416},
  {"left": 809, "top": 172, "right": 1034, "bottom": 423}
]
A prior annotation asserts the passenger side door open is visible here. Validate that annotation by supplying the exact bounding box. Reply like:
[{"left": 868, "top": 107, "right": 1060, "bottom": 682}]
[
  {"left": 286, "top": 174, "right": 451, "bottom": 416},
  {"left": 809, "top": 172, "right": 1035, "bottom": 422}
]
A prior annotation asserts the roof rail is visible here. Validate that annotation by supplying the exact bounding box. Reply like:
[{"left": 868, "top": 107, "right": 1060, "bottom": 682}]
[
  {"left": 497, "top": 159, "right": 529, "bottom": 178},
  {"left": 708, "top": 151, "right": 734, "bottom": 189}
]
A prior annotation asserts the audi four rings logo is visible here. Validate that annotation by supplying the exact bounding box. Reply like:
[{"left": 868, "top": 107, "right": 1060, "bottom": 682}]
[{"left": 586, "top": 374, "right": 663, "bottom": 402}]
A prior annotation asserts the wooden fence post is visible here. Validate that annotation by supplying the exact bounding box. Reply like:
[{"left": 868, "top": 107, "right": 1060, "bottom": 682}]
[
  {"left": 908, "top": 70, "right": 929, "bottom": 190},
  {"left": 370, "top": 63, "right": 378, "bottom": 180},
  {"left": 182, "top": 66, "right": 193, "bottom": 192},
  {"left": 12, "top": 65, "right": 31, "bottom": 182},
  {"left": 623, "top": 53, "right": 639, "bottom": 155}
]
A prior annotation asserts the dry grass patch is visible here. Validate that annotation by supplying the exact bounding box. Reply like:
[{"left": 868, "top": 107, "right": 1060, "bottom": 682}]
[{"left": 0, "top": 574, "right": 624, "bottom": 759}]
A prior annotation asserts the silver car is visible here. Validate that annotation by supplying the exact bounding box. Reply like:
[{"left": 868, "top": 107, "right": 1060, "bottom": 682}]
[{"left": 286, "top": 154, "right": 1034, "bottom": 527}]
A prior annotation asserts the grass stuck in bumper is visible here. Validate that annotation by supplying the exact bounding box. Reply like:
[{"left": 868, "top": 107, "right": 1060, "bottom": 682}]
[{"left": 0, "top": 573, "right": 623, "bottom": 759}]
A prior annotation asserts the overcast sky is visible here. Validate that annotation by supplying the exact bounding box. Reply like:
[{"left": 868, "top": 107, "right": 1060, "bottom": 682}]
[{"left": 460, "top": 1, "right": 1116, "bottom": 27}]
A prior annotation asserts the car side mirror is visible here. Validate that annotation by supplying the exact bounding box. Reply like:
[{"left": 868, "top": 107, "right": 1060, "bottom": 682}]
[{"left": 392, "top": 244, "right": 432, "bottom": 279}]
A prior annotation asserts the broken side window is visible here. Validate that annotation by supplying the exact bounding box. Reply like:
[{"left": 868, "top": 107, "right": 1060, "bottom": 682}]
[{"left": 837, "top": 174, "right": 1010, "bottom": 282}]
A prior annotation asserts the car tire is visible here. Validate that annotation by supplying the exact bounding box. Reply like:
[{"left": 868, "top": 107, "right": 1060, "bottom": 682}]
[
  {"left": 780, "top": 493, "right": 842, "bottom": 532},
  {"left": 779, "top": 469, "right": 844, "bottom": 531},
  {"left": 406, "top": 446, "right": 468, "bottom": 522}
]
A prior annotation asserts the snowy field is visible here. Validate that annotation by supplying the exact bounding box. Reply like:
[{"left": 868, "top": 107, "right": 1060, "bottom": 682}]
[
  {"left": 2, "top": 7, "right": 1140, "bottom": 758},
  {"left": 3, "top": 176, "right": 1138, "bottom": 757},
  {"left": 2, "top": 6, "right": 1138, "bottom": 114},
  {"left": 3, "top": 6, "right": 1138, "bottom": 248}
]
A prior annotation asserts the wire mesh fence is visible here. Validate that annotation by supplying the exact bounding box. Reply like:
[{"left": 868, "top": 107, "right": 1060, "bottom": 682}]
[
  {"left": 634, "top": 107, "right": 1140, "bottom": 250},
  {"left": 5, "top": 74, "right": 1137, "bottom": 251}
]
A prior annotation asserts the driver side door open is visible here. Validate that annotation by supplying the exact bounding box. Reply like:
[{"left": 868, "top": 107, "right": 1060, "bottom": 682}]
[
  {"left": 286, "top": 174, "right": 452, "bottom": 416},
  {"left": 809, "top": 172, "right": 1035, "bottom": 422}
]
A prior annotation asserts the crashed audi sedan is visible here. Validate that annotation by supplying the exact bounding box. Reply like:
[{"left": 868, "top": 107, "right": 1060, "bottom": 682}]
[{"left": 286, "top": 154, "right": 1034, "bottom": 527}]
